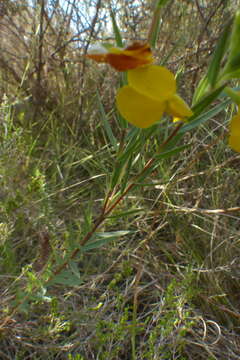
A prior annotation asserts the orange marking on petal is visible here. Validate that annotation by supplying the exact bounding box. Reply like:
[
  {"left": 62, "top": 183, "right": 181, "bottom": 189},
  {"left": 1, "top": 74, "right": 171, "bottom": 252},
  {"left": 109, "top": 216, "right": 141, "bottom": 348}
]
[
  {"left": 107, "top": 52, "right": 152, "bottom": 71},
  {"left": 87, "top": 42, "right": 153, "bottom": 71},
  {"left": 86, "top": 53, "right": 108, "bottom": 63},
  {"left": 125, "top": 42, "right": 152, "bottom": 57}
]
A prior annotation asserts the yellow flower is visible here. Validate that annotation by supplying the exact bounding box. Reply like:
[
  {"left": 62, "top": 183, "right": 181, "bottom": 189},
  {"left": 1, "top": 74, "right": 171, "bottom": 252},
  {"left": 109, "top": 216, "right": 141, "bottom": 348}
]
[
  {"left": 229, "top": 108, "right": 240, "bottom": 152},
  {"left": 116, "top": 66, "right": 193, "bottom": 128},
  {"left": 87, "top": 42, "right": 193, "bottom": 128},
  {"left": 116, "top": 85, "right": 166, "bottom": 128}
]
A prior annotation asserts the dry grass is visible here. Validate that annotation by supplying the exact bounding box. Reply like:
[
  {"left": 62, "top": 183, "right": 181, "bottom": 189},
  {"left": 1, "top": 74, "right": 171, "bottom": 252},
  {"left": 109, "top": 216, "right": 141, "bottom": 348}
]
[{"left": 0, "top": 0, "right": 240, "bottom": 359}]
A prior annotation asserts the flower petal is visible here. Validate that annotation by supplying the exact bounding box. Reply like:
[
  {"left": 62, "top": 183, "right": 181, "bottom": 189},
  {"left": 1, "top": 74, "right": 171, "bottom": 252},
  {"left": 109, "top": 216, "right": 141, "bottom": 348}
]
[
  {"left": 229, "top": 135, "right": 240, "bottom": 152},
  {"left": 128, "top": 65, "right": 176, "bottom": 102},
  {"left": 108, "top": 43, "right": 153, "bottom": 71},
  {"left": 86, "top": 44, "right": 108, "bottom": 63},
  {"left": 229, "top": 111, "right": 240, "bottom": 134},
  {"left": 116, "top": 85, "right": 165, "bottom": 128},
  {"left": 229, "top": 111, "right": 240, "bottom": 152},
  {"left": 87, "top": 42, "right": 153, "bottom": 71},
  {"left": 165, "top": 94, "right": 193, "bottom": 120}
]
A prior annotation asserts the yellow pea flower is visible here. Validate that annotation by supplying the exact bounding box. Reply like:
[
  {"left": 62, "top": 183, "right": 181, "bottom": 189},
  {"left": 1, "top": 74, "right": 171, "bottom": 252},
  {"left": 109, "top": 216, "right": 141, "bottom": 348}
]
[
  {"left": 229, "top": 108, "right": 240, "bottom": 152},
  {"left": 87, "top": 42, "right": 193, "bottom": 128},
  {"left": 116, "top": 68, "right": 192, "bottom": 128}
]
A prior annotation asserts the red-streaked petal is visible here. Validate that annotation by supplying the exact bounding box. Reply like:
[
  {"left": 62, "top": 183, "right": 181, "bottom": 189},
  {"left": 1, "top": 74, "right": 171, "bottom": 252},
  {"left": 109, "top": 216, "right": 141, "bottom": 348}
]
[{"left": 87, "top": 42, "right": 153, "bottom": 71}]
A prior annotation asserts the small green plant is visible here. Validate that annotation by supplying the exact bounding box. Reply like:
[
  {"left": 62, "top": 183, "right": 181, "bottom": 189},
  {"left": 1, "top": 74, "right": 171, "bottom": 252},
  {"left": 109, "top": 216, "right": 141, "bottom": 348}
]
[{"left": 68, "top": 355, "right": 86, "bottom": 360}]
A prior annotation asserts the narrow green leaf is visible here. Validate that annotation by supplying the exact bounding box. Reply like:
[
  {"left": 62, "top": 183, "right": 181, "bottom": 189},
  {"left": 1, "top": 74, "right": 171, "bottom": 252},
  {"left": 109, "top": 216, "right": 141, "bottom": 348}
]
[
  {"left": 224, "top": 87, "right": 240, "bottom": 104},
  {"left": 206, "top": 20, "right": 232, "bottom": 88},
  {"left": 161, "top": 132, "right": 183, "bottom": 152},
  {"left": 110, "top": 129, "right": 142, "bottom": 188},
  {"left": 97, "top": 230, "right": 133, "bottom": 238},
  {"left": 110, "top": 157, "right": 127, "bottom": 189},
  {"left": 148, "top": 0, "right": 171, "bottom": 48},
  {"left": 50, "top": 270, "right": 82, "bottom": 286},
  {"left": 229, "top": 52, "right": 240, "bottom": 72},
  {"left": 111, "top": 126, "right": 159, "bottom": 188},
  {"left": 223, "top": 12, "right": 240, "bottom": 75},
  {"left": 96, "top": 90, "right": 118, "bottom": 150},
  {"left": 110, "top": 10, "right": 123, "bottom": 47},
  {"left": 191, "top": 84, "right": 226, "bottom": 118},
  {"left": 154, "top": 144, "right": 191, "bottom": 160},
  {"left": 82, "top": 230, "right": 133, "bottom": 251},
  {"left": 82, "top": 238, "right": 111, "bottom": 251},
  {"left": 192, "top": 76, "right": 209, "bottom": 105},
  {"left": 135, "top": 145, "right": 190, "bottom": 184},
  {"left": 120, "top": 154, "right": 135, "bottom": 192},
  {"left": 220, "top": 66, "right": 240, "bottom": 82},
  {"left": 179, "top": 98, "right": 230, "bottom": 134},
  {"left": 111, "top": 151, "right": 138, "bottom": 189},
  {"left": 108, "top": 209, "right": 144, "bottom": 218},
  {"left": 69, "top": 260, "right": 81, "bottom": 279},
  {"left": 149, "top": 12, "right": 161, "bottom": 48},
  {"left": 193, "top": 19, "right": 232, "bottom": 103}
]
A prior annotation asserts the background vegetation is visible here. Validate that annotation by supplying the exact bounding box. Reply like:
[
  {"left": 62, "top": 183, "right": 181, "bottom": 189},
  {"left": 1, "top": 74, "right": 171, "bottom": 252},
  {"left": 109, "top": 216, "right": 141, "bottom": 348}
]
[{"left": 0, "top": 0, "right": 240, "bottom": 359}]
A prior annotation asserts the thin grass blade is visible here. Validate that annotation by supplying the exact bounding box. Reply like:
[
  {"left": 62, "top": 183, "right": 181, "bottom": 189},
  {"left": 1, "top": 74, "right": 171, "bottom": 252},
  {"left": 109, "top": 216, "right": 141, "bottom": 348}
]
[
  {"left": 110, "top": 9, "right": 123, "bottom": 47},
  {"left": 96, "top": 90, "right": 118, "bottom": 150},
  {"left": 148, "top": 0, "right": 171, "bottom": 48}
]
